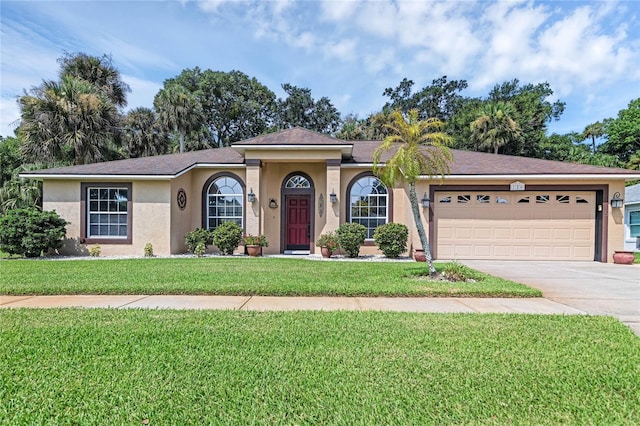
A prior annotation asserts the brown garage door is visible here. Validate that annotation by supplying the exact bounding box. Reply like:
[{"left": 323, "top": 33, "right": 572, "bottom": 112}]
[{"left": 435, "top": 191, "right": 595, "bottom": 260}]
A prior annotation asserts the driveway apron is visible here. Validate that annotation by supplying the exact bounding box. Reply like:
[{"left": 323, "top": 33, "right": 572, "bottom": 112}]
[{"left": 461, "top": 260, "right": 640, "bottom": 335}]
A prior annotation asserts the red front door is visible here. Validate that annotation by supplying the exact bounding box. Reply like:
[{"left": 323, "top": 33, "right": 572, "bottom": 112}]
[{"left": 286, "top": 196, "right": 310, "bottom": 250}]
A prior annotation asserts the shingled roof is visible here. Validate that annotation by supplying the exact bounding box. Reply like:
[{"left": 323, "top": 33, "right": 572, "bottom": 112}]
[
  {"left": 22, "top": 127, "right": 638, "bottom": 178},
  {"left": 232, "top": 127, "right": 346, "bottom": 146}
]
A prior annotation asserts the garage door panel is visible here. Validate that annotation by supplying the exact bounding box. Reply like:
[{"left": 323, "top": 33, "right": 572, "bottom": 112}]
[{"left": 435, "top": 191, "right": 595, "bottom": 261}]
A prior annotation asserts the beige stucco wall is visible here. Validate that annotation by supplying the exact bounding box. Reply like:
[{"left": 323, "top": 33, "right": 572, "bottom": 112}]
[
  {"left": 131, "top": 181, "right": 171, "bottom": 256},
  {"left": 170, "top": 173, "right": 192, "bottom": 254},
  {"left": 42, "top": 180, "right": 83, "bottom": 255}
]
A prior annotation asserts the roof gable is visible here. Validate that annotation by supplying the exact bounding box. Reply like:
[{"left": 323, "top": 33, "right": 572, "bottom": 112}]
[{"left": 232, "top": 127, "right": 347, "bottom": 146}]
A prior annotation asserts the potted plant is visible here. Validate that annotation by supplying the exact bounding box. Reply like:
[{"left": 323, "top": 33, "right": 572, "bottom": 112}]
[
  {"left": 316, "top": 232, "right": 340, "bottom": 258},
  {"left": 244, "top": 234, "right": 268, "bottom": 257}
]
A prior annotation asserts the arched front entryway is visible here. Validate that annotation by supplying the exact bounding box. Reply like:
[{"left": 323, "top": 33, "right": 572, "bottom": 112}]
[{"left": 281, "top": 172, "right": 315, "bottom": 253}]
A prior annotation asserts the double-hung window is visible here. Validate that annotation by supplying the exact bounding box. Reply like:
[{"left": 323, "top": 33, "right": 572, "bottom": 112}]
[{"left": 81, "top": 183, "right": 132, "bottom": 243}]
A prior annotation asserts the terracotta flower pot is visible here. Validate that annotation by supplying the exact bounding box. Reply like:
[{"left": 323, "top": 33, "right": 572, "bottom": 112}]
[
  {"left": 320, "top": 246, "right": 333, "bottom": 258},
  {"left": 413, "top": 249, "right": 426, "bottom": 262},
  {"left": 613, "top": 251, "right": 634, "bottom": 265},
  {"left": 246, "top": 245, "right": 261, "bottom": 257}
]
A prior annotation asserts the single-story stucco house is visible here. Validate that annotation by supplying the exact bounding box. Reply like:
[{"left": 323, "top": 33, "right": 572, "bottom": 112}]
[
  {"left": 624, "top": 183, "right": 640, "bottom": 251},
  {"left": 21, "top": 128, "right": 640, "bottom": 262}
]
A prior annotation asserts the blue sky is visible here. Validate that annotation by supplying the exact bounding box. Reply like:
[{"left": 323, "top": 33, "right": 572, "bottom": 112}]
[{"left": 1, "top": 0, "right": 639, "bottom": 139}]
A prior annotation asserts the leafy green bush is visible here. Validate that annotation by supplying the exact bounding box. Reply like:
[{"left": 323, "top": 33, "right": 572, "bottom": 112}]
[
  {"left": 88, "top": 244, "right": 101, "bottom": 257},
  {"left": 212, "top": 221, "right": 243, "bottom": 255},
  {"left": 0, "top": 207, "right": 67, "bottom": 257},
  {"left": 336, "top": 222, "right": 367, "bottom": 258},
  {"left": 374, "top": 223, "right": 408, "bottom": 258},
  {"left": 185, "top": 228, "right": 214, "bottom": 254},
  {"left": 194, "top": 242, "right": 206, "bottom": 257}
]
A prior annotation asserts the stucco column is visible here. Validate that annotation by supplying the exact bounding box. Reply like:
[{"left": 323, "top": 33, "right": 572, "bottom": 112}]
[
  {"left": 325, "top": 159, "right": 341, "bottom": 232},
  {"left": 245, "top": 159, "right": 261, "bottom": 236}
]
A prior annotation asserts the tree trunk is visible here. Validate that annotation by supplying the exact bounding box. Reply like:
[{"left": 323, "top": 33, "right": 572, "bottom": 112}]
[
  {"left": 179, "top": 131, "right": 185, "bottom": 154},
  {"left": 409, "top": 183, "right": 437, "bottom": 275}
]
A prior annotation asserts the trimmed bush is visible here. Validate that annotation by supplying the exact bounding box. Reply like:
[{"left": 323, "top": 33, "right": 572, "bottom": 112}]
[
  {"left": 144, "top": 243, "right": 154, "bottom": 257},
  {"left": 374, "top": 223, "right": 408, "bottom": 258},
  {"left": 212, "top": 221, "right": 243, "bottom": 255},
  {"left": 88, "top": 244, "right": 101, "bottom": 257},
  {"left": 336, "top": 222, "right": 367, "bottom": 258},
  {"left": 0, "top": 207, "right": 67, "bottom": 257},
  {"left": 185, "top": 228, "right": 214, "bottom": 254}
]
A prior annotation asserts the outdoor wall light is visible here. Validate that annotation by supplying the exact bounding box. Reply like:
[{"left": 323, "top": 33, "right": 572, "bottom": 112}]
[
  {"left": 421, "top": 193, "right": 430, "bottom": 208},
  {"left": 610, "top": 192, "right": 623, "bottom": 209},
  {"left": 269, "top": 198, "right": 278, "bottom": 209},
  {"left": 247, "top": 188, "right": 256, "bottom": 203},
  {"left": 329, "top": 190, "right": 338, "bottom": 204}
]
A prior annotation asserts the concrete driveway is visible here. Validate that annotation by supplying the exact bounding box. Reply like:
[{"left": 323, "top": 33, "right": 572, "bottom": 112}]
[{"left": 461, "top": 260, "right": 640, "bottom": 335}]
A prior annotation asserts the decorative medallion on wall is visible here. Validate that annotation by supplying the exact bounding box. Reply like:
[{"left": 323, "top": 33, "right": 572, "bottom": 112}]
[
  {"left": 318, "top": 193, "right": 324, "bottom": 217},
  {"left": 177, "top": 188, "right": 187, "bottom": 210}
]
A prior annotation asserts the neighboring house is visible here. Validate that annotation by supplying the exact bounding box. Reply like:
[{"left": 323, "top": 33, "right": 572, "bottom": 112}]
[
  {"left": 21, "top": 128, "right": 640, "bottom": 262},
  {"left": 624, "top": 183, "right": 640, "bottom": 251}
]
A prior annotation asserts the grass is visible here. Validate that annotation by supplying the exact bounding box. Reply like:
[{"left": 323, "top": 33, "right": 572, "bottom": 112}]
[
  {"left": 635, "top": 252, "right": 640, "bottom": 264},
  {"left": 1, "top": 309, "right": 638, "bottom": 424},
  {"left": 0, "top": 257, "right": 540, "bottom": 297}
]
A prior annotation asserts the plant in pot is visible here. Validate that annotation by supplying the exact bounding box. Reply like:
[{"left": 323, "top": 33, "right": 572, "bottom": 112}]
[
  {"left": 244, "top": 234, "right": 268, "bottom": 257},
  {"left": 316, "top": 232, "right": 340, "bottom": 258}
]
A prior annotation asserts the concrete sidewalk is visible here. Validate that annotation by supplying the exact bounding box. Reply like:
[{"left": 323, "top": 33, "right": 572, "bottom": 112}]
[{"left": 0, "top": 294, "right": 585, "bottom": 315}]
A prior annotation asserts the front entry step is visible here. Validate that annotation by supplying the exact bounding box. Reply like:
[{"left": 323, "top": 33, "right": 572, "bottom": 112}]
[{"left": 283, "top": 250, "right": 311, "bottom": 255}]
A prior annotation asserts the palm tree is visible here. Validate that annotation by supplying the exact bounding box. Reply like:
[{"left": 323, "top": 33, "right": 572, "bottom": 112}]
[
  {"left": 0, "top": 165, "right": 42, "bottom": 215},
  {"left": 582, "top": 121, "right": 605, "bottom": 154},
  {"left": 122, "top": 107, "right": 169, "bottom": 158},
  {"left": 373, "top": 109, "right": 453, "bottom": 275},
  {"left": 470, "top": 101, "right": 520, "bottom": 154},
  {"left": 58, "top": 52, "right": 130, "bottom": 108},
  {"left": 154, "top": 85, "right": 202, "bottom": 153},
  {"left": 19, "top": 76, "right": 119, "bottom": 165}
]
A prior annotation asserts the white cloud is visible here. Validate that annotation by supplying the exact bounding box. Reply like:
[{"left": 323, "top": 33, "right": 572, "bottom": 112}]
[
  {"left": 323, "top": 39, "right": 358, "bottom": 61},
  {"left": 320, "top": 0, "right": 359, "bottom": 21}
]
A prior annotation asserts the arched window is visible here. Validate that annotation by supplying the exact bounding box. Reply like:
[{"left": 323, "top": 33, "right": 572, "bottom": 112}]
[
  {"left": 285, "top": 175, "right": 311, "bottom": 188},
  {"left": 205, "top": 175, "right": 243, "bottom": 230},
  {"left": 349, "top": 175, "right": 388, "bottom": 239}
]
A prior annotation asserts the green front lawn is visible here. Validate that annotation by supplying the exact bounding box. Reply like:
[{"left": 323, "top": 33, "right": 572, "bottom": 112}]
[
  {"left": 0, "top": 257, "right": 540, "bottom": 297},
  {"left": 1, "top": 309, "right": 638, "bottom": 424}
]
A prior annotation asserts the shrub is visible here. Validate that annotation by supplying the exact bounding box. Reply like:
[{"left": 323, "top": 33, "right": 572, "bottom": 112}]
[
  {"left": 0, "top": 208, "right": 67, "bottom": 257},
  {"left": 374, "top": 223, "right": 408, "bottom": 258},
  {"left": 244, "top": 234, "right": 268, "bottom": 247},
  {"left": 212, "top": 221, "right": 243, "bottom": 255},
  {"left": 88, "top": 244, "right": 101, "bottom": 257},
  {"left": 185, "top": 228, "right": 214, "bottom": 254},
  {"left": 194, "top": 242, "right": 206, "bottom": 257},
  {"left": 336, "top": 222, "right": 367, "bottom": 258},
  {"left": 144, "top": 243, "right": 154, "bottom": 257}
]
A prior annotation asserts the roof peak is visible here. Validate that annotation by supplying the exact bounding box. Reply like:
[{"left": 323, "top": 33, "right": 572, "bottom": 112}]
[{"left": 232, "top": 127, "right": 349, "bottom": 146}]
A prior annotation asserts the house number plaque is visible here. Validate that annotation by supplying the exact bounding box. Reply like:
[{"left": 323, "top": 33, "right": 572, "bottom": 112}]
[
  {"left": 510, "top": 181, "right": 525, "bottom": 191},
  {"left": 177, "top": 188, "right": 187, "bottom": 210}
]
